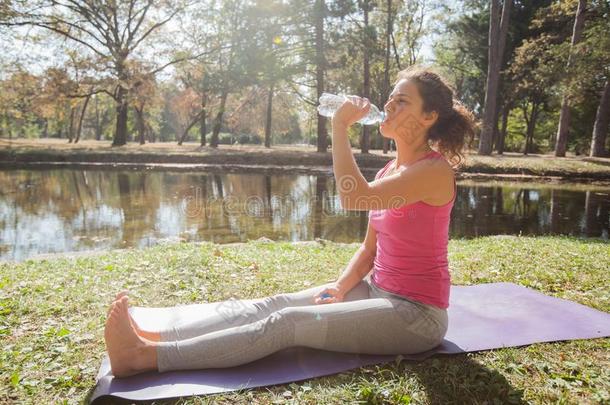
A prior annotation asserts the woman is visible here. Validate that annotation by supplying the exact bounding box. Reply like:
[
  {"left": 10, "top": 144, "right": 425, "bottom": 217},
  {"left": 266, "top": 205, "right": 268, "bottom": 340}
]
[{"left": 104, "top": 66, "right": 476, "bottom": 377}]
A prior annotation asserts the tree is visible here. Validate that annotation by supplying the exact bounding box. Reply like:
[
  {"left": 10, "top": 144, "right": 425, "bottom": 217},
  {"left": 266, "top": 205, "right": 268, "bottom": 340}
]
[
  {"left": 507, "top": 35, "right": 563, "bottom": 154},
  {"left": 378, "top": 0, "right": 430, "bottom": 153},
  {"left": 590, "top": 80, "right": 609, "bottom": 157},
  {"left": 381, "top": 0, "right": 394, "bottom": 154},
  {"left": 434, "top": 2, "right": 489, "bottom": 115},
  {"left": 479, "top": 0, "right": 512, "bottom": 155},
  {"left": 314, "top": 0, "right": 328, "bottom": 152},
  {"left": 0, "top": 68, "right": 43, "bottom": 139},
  {"left": 284, "top": 0, "right": 354, "bottom": 152},
  {"left": 185, "top": 0, "right": 254, "bottom": 148},
  {"left": 174, "top": 87, "right": 204, "bottom": 145},
  {"left": 573, "top": 1, "right": 610, "bottom": 157},
  {"left": 554, "top": 0, "right": 587, "bottom": 157},
  {"left": 359, "top": 0, "right": 374, "bottom": 154},
  {"left": 528, "top": 0, "right": 608, "bottom": 156},
  {"left": 240, "top": 0, "right": 300, "bottom": 148},
  {"left": 130, "top": 66, "right": 161, "bottom": 145},
  {"left": 2, "top": 0, "right": 186, "bottom": 146}
]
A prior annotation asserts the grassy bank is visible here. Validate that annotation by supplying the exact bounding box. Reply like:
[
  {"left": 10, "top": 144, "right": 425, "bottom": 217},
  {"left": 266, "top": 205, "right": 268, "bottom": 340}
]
[
  {"left": 0, "top": 236, "right": 608, "bottom": 404},
  {"left": 1, "top": 139, "right": 610, "bottom": 181}
]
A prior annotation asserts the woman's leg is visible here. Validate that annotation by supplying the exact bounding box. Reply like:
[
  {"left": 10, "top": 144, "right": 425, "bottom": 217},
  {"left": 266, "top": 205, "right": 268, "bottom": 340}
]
[
  {"left": 110, "top": 281, "right": 370, "bottom": 343},
  {"left": 105, "top": 280, "right": 372, "bottom": 376},
  {"left": 156, "top": 280, "right": 371, "bottom": 342},
  {"left": 155, "top": 280, "right": 447, "bottom": 372}
]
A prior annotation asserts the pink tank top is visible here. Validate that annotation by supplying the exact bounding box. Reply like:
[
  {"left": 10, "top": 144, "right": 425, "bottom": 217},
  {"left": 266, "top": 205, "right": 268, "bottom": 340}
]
[{"left": 369, "top": 150, "right": 456, "bottom": 309}]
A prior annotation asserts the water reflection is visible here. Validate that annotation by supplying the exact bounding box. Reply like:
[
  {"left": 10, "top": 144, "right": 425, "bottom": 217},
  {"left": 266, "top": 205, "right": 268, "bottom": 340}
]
[{"left": 0, "top": 169, "right": 608, "bottom": 261}]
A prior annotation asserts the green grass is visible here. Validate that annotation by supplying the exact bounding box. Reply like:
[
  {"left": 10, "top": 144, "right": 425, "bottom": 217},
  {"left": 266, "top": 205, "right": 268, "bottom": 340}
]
[{"left": 0, "top": 236, "right": 608, "bottom": 404}]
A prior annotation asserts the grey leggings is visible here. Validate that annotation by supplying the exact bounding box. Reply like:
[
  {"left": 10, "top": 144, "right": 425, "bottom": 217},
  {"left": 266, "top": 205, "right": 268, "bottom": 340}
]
[{"left": 156, "top": 277, "right": 448, "bottom": 372}]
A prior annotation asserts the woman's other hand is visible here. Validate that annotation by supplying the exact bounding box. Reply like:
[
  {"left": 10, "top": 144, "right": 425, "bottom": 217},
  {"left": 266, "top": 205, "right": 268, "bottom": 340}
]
[
  {"left": 314, "top": 284, "right": 346, "bottom": 304},
  {"left": 332, "top": 95, "right": 371, "bottom": 129}
]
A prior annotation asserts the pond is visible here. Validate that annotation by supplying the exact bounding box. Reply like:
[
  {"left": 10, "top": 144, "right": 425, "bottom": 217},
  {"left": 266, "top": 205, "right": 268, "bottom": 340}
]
[{"left": 0, "top": 168, "right": 608, "bottom": 262}]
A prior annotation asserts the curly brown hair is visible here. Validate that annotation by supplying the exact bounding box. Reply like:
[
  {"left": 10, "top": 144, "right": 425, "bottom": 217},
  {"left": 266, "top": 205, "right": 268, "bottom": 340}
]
[{"left": 396, "top": 66, "right": 477, "bottom": 167}]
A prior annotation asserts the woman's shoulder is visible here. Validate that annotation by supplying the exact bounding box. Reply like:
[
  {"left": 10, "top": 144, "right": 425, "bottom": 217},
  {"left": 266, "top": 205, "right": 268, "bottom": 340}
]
[
  {"left": 400, "top": 151, "right": 455, "bottom": 207},
  {"left": 399, "top": 151, "right": 454, "bottom": 177}
]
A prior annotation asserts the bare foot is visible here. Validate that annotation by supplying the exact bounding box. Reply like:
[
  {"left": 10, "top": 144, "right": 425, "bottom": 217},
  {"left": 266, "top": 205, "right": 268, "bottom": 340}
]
[
  {"left": 108, "top": 292, "right": 161, "bottom": 342},
  {"left": 107, "top": 291, "right": 130, "bottom": 317},
  {"left": 104, "top": 297, "right": 154, "bottom": 377}
]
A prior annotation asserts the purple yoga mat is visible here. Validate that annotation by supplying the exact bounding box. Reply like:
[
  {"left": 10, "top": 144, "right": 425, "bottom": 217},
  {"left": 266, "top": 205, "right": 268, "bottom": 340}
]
[{"left": 89, "top": 282, "right": 610, "bottom": 403}]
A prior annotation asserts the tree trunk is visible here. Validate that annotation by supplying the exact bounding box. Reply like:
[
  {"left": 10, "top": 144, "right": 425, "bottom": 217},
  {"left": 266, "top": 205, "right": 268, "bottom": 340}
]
[
  {"left": 74, "top": 94, "right": 91, "bottom": 144},
  {"left": 315, "top": 0, "right": 328, "bottom": 153},
  {"left": 178, "top": 111, "right": 203, "bottom": 145},
  {"left": 479, "top": 0, "right": 512, "bottom": 155},
  {"left": 210, "top": 88, "right": 229, "bottom": 148},
  {"left": 491, "top": 99, "right": 501, "bottom": 150},
  {"left": 590, "top": 79, "right": 609, "bottom": 157},
  {"left": 67, "top": 107, "right": 76, "bottom": 143},
  {"left": 382, "top": 0, "right": 393, "bottom": 155},
  {"left": 391, "top": 32, "right": 401, "bottom": 70},
  {"left": 200, "top": 96, "right": 207, "bottom": 146},
  {"left": 264, "top": 83, "right": 274, "bottom": 148},
  {"left": 360, "top": 1, "right": 371, "bottom": 154},
  {"left": 496, "top": 103, "right": 510, "bottom": 154},
  {"left": 113, "top": 84, "right": 129, "bottom": 146},
  {"left": 147, "top": 122, "right": 155, "bottom": 143},
  {"left": 554, "top": 0, "right": 587, "bottom": 157},
  {"left": 94, "top": 95, "right": 102, "bottom": 141},
  {"left": 524, "top": 101, "right": 539, "bottom": 155},
  {"left": 135, "top": 107, "right": 146, "bottom": 145}
]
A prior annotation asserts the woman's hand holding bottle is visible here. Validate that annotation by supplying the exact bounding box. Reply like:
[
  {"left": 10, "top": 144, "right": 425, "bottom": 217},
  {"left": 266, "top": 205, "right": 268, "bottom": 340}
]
[{"left": 314, "top": 284, "right": 346, "bottom": 304}]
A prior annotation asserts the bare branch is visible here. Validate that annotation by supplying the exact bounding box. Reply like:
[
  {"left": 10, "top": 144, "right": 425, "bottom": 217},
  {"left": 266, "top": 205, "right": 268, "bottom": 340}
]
[
  {"left": 121, "top": 0, "right": 136, "bottom": 45},
  {"left": 147, "top": 45, "right": 230, "bottom": 76},
  {"left": 126, "top": 0, "right": 154, "bottom": 48},
  {"left": 128, "top": 8, "right": 180, "bottom": 52},
  {"left": 288, "top": 82, "right": 317, "bottom": 106},
  {"left": 110, "top": 2, "right": 120, "bottom": 46},
  {"left": 66, "top": 88, "right": 107, "bottom": 99},
  {"left": 286, "top": 77, "right": 316, "bottom": 88},
  {"left": 63, "top": 0, "right": 117, "bottom": 51},
  {"left": 2, "top": 20, "right": 108, "bottom": 57}
]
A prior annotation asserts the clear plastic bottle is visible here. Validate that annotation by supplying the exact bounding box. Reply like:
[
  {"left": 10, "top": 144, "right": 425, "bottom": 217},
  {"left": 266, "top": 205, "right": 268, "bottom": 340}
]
[{"left": 317, "top": 92, "right": 385, "bottom": 125}]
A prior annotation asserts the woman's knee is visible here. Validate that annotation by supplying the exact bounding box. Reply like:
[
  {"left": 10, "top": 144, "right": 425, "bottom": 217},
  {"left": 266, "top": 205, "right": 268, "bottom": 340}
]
[
  {"left": 273, "top": 282, "right": 336, "bottom": 306},
  {"left": 275, "top": 306, "right": 319, "bottom": 323}
]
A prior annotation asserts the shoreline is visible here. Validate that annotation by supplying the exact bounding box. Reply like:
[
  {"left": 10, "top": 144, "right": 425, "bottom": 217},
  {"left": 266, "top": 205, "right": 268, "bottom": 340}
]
[
  {"left": 2, "top": 160, "right": 610, "bottom": 185},
  {"left": 1, "top": 139, "right": 609, "bottom": 182}
]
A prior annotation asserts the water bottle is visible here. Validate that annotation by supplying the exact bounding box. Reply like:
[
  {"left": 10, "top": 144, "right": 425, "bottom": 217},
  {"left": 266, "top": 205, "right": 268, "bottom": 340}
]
[{"left": 317, "top": 93, "right": 385, "bottom": 125}]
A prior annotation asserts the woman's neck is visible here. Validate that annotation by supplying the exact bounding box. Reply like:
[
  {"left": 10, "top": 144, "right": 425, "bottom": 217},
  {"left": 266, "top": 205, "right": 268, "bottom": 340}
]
[{"left": 394, "top": 140, "right": 433, "bottom": 168}]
